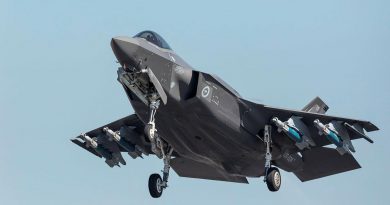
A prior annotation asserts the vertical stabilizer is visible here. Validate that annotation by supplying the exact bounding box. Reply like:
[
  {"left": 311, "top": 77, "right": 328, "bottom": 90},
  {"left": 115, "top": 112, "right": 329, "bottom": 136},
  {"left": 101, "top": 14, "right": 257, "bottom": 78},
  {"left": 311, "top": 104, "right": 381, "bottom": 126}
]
[{"left": 302, "top": 97, "right": 329, "bottom": 114}]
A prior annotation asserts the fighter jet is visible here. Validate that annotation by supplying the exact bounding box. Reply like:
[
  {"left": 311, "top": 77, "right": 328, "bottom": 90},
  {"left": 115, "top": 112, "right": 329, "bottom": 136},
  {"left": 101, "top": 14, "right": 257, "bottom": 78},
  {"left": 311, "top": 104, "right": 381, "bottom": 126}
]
[{"left": 71, "top": 30, "right": 379, "bottom": 198}]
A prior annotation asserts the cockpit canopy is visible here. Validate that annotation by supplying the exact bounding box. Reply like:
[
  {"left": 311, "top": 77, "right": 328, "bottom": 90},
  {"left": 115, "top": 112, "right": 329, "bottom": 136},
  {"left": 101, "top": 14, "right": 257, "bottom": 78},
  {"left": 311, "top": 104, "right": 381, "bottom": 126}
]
[{"left": 134, "top": 31, "right": 172, "bottom": 50}]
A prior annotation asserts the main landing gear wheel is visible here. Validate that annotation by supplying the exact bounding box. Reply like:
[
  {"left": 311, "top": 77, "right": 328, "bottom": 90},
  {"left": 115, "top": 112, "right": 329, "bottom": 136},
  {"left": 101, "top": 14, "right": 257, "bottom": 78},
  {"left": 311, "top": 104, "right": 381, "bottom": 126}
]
[
  {"left": 144, "top": 124, "right": 153, "bottom": 138},
  {"left": 265, "top": 167, "right": 281, "bottom": 192},
  {"left": 148, "top": 173, "right": 163, "bottom": 198}
]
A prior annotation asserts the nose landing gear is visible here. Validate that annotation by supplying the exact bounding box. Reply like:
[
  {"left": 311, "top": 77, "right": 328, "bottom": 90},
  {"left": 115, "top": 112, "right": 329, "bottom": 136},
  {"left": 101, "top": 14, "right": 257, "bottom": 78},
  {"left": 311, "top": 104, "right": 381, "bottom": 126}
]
[{"left": 144, "top": 99, "right": 174, "bottom": 198}]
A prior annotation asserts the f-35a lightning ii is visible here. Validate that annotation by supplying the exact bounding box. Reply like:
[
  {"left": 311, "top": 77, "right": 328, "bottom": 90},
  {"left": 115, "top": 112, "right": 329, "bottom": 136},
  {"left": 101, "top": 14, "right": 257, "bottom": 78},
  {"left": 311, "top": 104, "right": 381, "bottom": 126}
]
[{"left": 71, "top": 30, "right": 379, "bottom": 198}]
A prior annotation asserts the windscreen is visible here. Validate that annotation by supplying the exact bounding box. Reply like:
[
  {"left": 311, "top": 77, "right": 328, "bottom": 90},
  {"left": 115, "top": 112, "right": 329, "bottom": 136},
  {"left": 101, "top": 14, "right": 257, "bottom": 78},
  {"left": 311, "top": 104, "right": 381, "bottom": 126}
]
[{"left": 134, "top": 31, "right": 172, "bottom": 50}]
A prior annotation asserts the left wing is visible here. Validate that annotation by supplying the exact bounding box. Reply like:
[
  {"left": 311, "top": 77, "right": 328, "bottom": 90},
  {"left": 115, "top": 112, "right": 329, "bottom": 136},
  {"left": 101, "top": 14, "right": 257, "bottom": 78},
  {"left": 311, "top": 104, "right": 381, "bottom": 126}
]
[
  {"left": 71, "top": 114, "right": 152, "bottom": 167},
  {"left": 240, "top": 98, "right": 378, "bottom": 181},
  {"left": 240, "top": 98, "right": 378, "bottom": 148},
  {"left": 262, "top": 104, "right": 378, "bottom": 147}
]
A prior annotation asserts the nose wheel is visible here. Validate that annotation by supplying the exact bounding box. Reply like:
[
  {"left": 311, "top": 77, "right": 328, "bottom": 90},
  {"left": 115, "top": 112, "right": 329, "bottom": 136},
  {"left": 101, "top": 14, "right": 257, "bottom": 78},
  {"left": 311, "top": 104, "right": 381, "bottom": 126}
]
[
  {"left": 147, "top": 148, "right": 173, "bottom": 198},
  {"left": 148, "top": 173, "right": 163, "bottom": 198}
]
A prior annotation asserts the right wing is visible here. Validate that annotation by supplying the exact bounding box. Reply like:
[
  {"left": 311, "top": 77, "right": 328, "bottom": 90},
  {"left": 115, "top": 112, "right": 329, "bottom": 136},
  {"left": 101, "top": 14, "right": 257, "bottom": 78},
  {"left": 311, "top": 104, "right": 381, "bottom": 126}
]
[{"left": 71, "top": 114, "right": 152, "bottom": 167}]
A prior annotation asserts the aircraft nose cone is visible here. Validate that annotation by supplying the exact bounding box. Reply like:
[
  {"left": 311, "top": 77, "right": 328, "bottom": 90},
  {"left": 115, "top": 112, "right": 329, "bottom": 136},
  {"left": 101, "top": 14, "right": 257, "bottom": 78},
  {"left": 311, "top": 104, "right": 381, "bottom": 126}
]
[{"left": 111, "top": 37, "right": 139, "bottom": 66}]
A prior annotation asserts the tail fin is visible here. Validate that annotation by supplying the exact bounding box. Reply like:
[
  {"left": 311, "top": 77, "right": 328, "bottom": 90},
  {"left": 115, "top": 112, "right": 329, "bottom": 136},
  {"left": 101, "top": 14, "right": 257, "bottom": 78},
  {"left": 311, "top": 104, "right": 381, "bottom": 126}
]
[{"left": 302, "top": 97, "right": 329, "bottom": 114}]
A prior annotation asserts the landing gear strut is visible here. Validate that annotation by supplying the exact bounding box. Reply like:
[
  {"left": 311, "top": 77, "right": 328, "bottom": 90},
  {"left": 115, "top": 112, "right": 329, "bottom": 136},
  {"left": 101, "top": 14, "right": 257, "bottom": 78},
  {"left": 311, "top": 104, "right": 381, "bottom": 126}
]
[
  {"left": 145, "top": 100, "right": 162, "bottom": 158},
  {"left": 263, "top": 124, "right": 281, "bottom": 192}
]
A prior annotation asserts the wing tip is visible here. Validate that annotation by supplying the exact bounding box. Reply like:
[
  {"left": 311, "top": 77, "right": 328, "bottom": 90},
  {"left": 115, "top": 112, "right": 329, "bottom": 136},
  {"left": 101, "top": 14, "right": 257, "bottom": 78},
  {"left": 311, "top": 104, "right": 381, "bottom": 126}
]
[
  {"left": 71, "top": 137, "right": 102, "bottom": 158},
  {"left": 365, "top": 121, "right": 379, "bottom": 132}
]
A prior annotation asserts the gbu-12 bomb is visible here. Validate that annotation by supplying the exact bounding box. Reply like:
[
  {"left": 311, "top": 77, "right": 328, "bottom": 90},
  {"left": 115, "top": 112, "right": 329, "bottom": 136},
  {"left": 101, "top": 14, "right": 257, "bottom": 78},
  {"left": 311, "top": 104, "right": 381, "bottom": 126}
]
[
  {"left": 313, "top": 120, "right": 342, "bottom": 147},
  {"left": 80, "top": 134, "right": 113, "bottom": 160},
  {"left": 313, "top": 119, "right": 355, "bottom": 155},
  {"left": 103, "top": 127, "right": 141, "bottom": 159},
  {"left": 81, "top": 134, "right": 98, "bottom": 149},
  {"left": 272, "top": 117, "right": 303, "bottom": 142},
  {"left": 272, "top": 117, "right": 315, "bottom": 150}
]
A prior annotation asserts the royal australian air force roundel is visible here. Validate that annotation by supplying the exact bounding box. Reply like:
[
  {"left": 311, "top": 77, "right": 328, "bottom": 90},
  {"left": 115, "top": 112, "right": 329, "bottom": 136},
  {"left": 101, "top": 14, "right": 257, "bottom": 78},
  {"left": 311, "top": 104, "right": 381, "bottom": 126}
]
[
  {"left": 200, "top": 82, "right": 213, "bottom": 102},
  {"left": 201, "top": 86, "right": 210, "bottom": 98}
]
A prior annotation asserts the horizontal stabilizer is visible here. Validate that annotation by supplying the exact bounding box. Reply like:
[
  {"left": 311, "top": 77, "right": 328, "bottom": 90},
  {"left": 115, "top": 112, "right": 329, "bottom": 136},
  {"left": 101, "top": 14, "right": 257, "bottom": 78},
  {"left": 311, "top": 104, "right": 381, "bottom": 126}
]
[
  {"left": 302, "top": 96, "right": 329, "bottom": 114},
  {"left": 171, "top": 157, "right": 248, "bottom": 184},
  {"left": 294, "top": 147, "right": 361, "bottom": 182},
  {"left": 345, "top": 122, "right": 374, "bottom": 143}
]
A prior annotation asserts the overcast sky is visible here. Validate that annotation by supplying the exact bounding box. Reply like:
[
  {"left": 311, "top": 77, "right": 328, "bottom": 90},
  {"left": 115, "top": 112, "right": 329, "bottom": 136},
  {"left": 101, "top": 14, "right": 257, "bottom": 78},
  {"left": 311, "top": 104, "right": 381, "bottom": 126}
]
[{"left": 1, "top": 0, "right": 389, "bottom": 204}]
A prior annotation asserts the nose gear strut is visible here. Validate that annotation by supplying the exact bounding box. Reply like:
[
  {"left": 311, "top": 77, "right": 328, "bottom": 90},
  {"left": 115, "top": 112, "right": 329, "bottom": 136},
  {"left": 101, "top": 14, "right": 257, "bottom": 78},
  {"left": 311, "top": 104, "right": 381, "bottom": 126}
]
[
  {"left": 143, "top": 99, "right": 175, "bottom": 198},
  {"left": 145, "top": 100, "right": 162, "bottom": 158},
  {"left": 161, "top": 145, "right": 173, "bottom": 188}
]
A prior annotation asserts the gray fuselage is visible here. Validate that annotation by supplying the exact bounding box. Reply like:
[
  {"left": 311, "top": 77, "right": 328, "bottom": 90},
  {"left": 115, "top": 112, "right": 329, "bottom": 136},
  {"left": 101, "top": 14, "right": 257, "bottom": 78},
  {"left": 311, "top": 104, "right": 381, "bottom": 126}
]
[{"left": 110, "top": 35, "right": 292, "bottom": 177}]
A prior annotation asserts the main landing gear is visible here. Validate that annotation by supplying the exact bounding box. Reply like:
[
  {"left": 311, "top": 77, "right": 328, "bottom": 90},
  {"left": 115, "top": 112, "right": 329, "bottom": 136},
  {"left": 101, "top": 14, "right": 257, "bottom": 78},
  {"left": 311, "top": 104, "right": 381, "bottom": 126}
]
[
  {"left": 263, "top": 125, "right": 281, "bottom": 192},
  {"left": 144, "top": 99, "right": 174, "bottom": 198}
]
